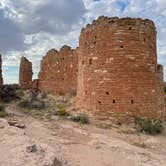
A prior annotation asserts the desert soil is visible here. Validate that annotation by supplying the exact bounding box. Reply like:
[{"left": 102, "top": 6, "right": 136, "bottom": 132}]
[{"left": 0, "top": 104, "right": 166, "bottom": 166}]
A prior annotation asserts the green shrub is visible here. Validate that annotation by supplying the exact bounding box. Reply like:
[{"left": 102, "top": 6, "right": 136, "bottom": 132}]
[
  {"left": 69, "top": 90, "right": 76, "bottom": 97},
  {"left": 70, "top": 113, "right": 89, "bottom": 124},
  {"left": 96, "top": 123, "right": 112, "bottom": 129},
  {"left": 16, "top": 89, "right": 24, "bottom": 97},
  {"left": 0, "top": 111, "right": 8, "bottom": 117},
  {"left": 56, "top": 104, "right": 68, "bottom": 116},
  {"left": 0, "top": 104, "right": 5, "bottom": 112},
  {"left": 134, "top": 116, "right": 164, "bottom": 135},
  {"left": 46, "top": 90, "right": 52, "bottom": 94},
  {"left": 0, "top": 84, "right": 20, "bottom": 103},
  {"left": 19, "top": 100, "right": 29, "bottom": 108},
  {"left": 19, "top": 99, "right": 45, "bottom": 110},
  {"left": 0, "top": 104, "right": 8, "bottom": 117},
  {"left": 58, "top": 92, "right": 65, "bottom": 96}
]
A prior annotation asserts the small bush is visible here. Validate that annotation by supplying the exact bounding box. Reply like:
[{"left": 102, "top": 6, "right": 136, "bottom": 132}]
[
  {"left": 0, "top": 104, "right": 8, "bottom": 117},
  {"left": 46, "top": 90, "right": 52, "bottom": 94},
  {"left": 56, "top": 104, "right": 68, "bottom": 116},
  {"left": 70, "top": 113, "right": 89, "bottom": 124},
  {"left": 57, "top": 109, "right": 68, "bottom": 116},
  {"left": 19, "top": 99, "right": 45, "bottom": 110},
  {"left": 16, "top": 89, "right": 24, "bottom": 97},
  {"left": 0, "top": 84, "right": 20, "bottom": 103},
  {"left": 58, "top": 92, "right": 65, "bottom": 96},
  {"left": 69, "top": 90, "right": 76, "bottom": 97},
  {"left": 96, "top": 123, "right": 112, "bottom": 129},
  {"left": 0, "top": 111, "right": 8, "bottom": 118},
  {"left": 19, "top": 100, "right": 29, "bottom": 108},
  {"left": 134, "top": 116, "right": 164, "bottom": 135},
  {"left": 0, "top": 104, "right": 5, "bottom": 112}
]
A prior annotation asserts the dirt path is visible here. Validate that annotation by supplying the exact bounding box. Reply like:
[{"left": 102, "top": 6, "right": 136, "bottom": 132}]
[{"left": 0, "top": 105, "right": 166, "bottom": 166}]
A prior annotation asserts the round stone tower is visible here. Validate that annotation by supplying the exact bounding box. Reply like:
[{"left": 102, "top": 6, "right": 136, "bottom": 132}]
[{"left": 76, "top": 16, "right": 164, "bottom": 122}]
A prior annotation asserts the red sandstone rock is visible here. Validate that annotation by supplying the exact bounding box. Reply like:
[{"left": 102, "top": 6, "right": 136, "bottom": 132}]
[
  {"left": 19, "top": 57, "right": 33, "bottom": 89},
  {"left": 0, "top": 55, "right": 3, "bottom": 88},
  {"left": 38, "top": 45, "right": 78, "bottom": 95},
  {"left": 76, "top": 16, "right": 165, "bottom": 122}
]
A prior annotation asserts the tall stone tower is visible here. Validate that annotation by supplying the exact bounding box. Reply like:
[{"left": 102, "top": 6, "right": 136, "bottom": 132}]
[
  {"left": 19, "top": 57, "right": 33, "bottom": 89},
  {"left": 76, "top": 16, "right": 164, "bottom": 121}
]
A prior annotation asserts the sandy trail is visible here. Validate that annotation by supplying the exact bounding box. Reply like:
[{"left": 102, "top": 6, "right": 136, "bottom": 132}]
[{"left": 0, "top": 105, "right": 166, "bottom": 166}]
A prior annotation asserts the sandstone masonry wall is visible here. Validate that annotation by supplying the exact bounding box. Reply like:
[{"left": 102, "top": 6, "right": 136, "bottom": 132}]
[
  {"left": 0, "top": 55, "right": 3, "bottom": 88},
  {"left": 38, "top": 45, "right": 78, "bottom": 95},
  {"left": 157, "top": 64, "right": 165, "bottom": 118},
  {"left": 19, "top": 57, "right": 33, "bottom": 89},
  {"left": 76, "top": 16, "right": 165, "bottom": 121}
]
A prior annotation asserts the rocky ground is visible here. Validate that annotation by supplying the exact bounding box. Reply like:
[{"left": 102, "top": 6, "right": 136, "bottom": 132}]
[{"left": 0, "top": 91, "right": 166, "bottom": 166}]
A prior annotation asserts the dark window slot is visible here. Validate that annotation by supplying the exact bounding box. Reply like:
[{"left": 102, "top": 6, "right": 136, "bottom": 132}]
[
  {"left": 106, "top": 92, "right": 109, "bottom": 95},
  {"left": 89, "top": 59, "right": 92, "bottom": 65}
]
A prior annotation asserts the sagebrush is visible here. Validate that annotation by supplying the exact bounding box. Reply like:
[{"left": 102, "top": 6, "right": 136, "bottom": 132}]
[{"left": 134, "top": 116, "right": 164, "bottom": 135}]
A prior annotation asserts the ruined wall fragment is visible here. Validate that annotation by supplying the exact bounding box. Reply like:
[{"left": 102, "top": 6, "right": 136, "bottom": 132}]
[
  {"left": 19, "top": 57, "right": 33, "bottom": 89},
  {"left": 0, "top": 55, "right": 3, "bottom": 88},
  {"left": 38, "top": 45, "right": 78, "bottom": 95}
]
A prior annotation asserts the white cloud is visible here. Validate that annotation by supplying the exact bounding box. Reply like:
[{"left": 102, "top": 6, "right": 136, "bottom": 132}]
[{"left": 1, "top": 0, "right": 166, "bottom": 83}]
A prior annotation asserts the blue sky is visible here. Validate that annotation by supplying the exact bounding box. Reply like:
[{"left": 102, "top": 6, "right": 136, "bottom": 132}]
[{"left": 0, "top": 0, "right": 166, "bottom": 84}]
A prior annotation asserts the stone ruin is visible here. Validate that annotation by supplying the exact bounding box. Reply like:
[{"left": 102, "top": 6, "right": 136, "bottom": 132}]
[
  {"left": 38, "top": 45, "right": 78, "bottom": 95},
  {"left": 17, "top": 16, "right": 165, "bottom": 121},
  {"left": 0, "top": 55, "right": 3, "bottom": 88},
  {"left": 19, "top": 57, "right": 33, "bottom": 90},
  {"left": 76, "top": 16, "right": 164, "bottom": 121}
]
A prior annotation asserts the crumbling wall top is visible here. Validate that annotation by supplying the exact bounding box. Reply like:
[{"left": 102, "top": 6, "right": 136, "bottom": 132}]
[
  {"left": 42, "top": 45, "right": 76, "bottom": 61},
  {"left": 81, "top": 16, "right": 156, "bottom": 32},
  {"left": 60, "top": 45, "right": 72, "bottom": 52},
  {"left": 21, "top": 56, "right": 31, "bottom": 63}
]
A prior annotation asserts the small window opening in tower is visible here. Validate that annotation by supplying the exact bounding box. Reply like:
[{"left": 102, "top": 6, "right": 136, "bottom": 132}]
[
  {"left": 144, "top": 38, "right": 146, "bottom": 42},
  {"left": 98, "top": 100, "right": 101, "bottom": 104},
  {"left": 120, "top": 45, "right": 123, "bottom": 48},
  {"left": 106, "top": 91, "right": 109, "bottom": 95},
  {"left": 94, "top": 36, "right": 97, "bottom": 39},
  {"left": 129, "top": 27, "right": 132, "bottom": 30},
  {"left": 93, "top": 41, "right": 96, "bottom": 45},
  {"left": 89, "top": 58, "right": 92, "bottom": 65},
  {"left": 82, "top": 61, "right": 84, "bottom": 65},
  {"left": 131, "top": 100, "right": 134, "bottom": 104},
  {"left": 113, "top": 100, "right": 115, "bottom": 104}
]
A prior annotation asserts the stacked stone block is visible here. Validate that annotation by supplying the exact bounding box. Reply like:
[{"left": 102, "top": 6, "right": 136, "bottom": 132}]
[
  {"left": 0, "top": 55, "right": 3, "bottom": 88},
  {"left": 76, "top": 16, "right": 165, "bottom": 121},
  {"left": 19, "top": 57, "right": 33, "bottom": 89},
  {"left": 38, "top": 45, "right": 78, "bottom": 95}
]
